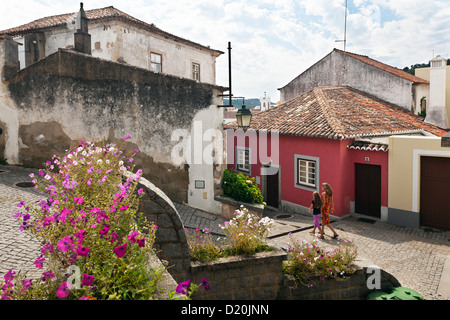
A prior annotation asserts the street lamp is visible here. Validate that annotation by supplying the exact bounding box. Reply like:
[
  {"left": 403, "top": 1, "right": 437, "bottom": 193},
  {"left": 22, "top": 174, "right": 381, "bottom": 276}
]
[{"left": 235, "top": 103, "right": 252, "bottom": 130}]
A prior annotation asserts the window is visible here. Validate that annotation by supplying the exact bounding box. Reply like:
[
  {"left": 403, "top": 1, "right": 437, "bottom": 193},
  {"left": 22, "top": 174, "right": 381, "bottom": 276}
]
[
  {"left": 295, "top": 155, "right": 319, "bottom": 190},
  {"left": 236, "top": 147, "right": 250, "bottom": 174},
  {"left": 192, "top": 63, "right": 200, "bottom": 81},
  {"left": 150, "top": 53, "right": 162, "bottom": 72}
]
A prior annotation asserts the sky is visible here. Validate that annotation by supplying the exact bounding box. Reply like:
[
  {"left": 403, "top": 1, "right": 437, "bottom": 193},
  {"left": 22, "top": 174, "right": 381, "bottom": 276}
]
[{"left": 0, "top": 0, "right": 449, "bottom": 103}]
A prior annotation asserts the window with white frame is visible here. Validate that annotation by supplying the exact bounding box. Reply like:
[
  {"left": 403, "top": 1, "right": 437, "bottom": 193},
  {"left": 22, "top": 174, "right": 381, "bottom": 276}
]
[
  {"left": 236, "top": 147, "right": 250, "bottom": 174},
  {"left": 295, "top": 155, "right": 319, "bottom": 190},
  {"left": 150, "top": 53, "right": 162, "bottom": 72},
  {"left": 192, "top": 63, "right": 200, "bottom": 81}
]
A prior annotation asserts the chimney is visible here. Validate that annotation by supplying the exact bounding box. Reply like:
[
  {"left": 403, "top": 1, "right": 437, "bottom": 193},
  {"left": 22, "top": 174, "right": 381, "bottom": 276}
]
[
  {"left": 1, "top": 37, "right": 20, "bottom": 80},
  {"left": 74, "top": 2, "right": 91, "bottom": 54},
  {"left": 425, "top": 55, "right": 449, "bottom": 129}
]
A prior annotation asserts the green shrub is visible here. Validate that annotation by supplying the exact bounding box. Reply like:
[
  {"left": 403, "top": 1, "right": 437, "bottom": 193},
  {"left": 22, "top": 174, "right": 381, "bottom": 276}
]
[{"left": 222, "top": 169, "right": 264, "bottom": 205}]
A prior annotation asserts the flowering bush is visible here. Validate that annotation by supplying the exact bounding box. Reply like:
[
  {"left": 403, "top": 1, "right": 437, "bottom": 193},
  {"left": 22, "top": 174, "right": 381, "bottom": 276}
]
[
  {"left": 219, "top": 206, "right": 274, "bottom": 256},
  {"left": 282, "top": 236, "right": 358, "bottom": 287},
  {"left": 1, "top": 138, "right": 162, "bottom": 300},
  {"left": 185, "top": 207, "right": 274, "bottom": 263},
  {"left": 185, "top": 227, "right": 222, "bottom": 263}
]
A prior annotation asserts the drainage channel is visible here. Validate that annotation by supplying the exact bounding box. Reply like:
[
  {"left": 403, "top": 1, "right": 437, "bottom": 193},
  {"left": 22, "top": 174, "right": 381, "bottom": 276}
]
[
  {"left": 15, "top": 181, "right": 35, "bottom": 188},
  {"left": 267, "top": 220, "right": 338, "bottom": 240}
]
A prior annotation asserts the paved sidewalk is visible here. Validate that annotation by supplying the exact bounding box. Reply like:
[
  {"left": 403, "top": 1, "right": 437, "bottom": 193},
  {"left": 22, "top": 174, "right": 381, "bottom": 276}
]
[
  {"left": 0, "top": 165, "right": 43, "bottom": 281},
  {"left": 1, "top": 164, "right": 450, "bottom": 300},
  {"left": 263, "top": 209, "right": 450, "bottom": 300}
]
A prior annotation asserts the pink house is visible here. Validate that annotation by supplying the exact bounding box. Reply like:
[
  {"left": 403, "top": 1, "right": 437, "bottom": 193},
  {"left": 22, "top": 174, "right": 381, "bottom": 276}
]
[{"left": 225, "top": 86, "right": 446, "bottom": 220}]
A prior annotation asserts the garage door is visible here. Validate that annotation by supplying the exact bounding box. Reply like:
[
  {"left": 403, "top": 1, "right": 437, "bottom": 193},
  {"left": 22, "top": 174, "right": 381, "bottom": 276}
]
[{"left": 420, "top": 156, "right": 450, "bottom": 231}]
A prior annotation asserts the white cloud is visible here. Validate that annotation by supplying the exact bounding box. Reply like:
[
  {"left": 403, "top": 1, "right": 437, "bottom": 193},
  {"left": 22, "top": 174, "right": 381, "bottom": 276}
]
[{"left": 1, "top": 0, "right": 449, "bottom": 101}]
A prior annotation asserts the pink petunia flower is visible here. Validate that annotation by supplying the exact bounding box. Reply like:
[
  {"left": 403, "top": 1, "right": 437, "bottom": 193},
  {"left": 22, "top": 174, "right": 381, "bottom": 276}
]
[
  {"left": 113, "top": 243, "right": 127, "bottom": 258},
  {"left": 99, "top": 225, "right": 110, "bottom": 236},
  {"left": 201, "top": 278, "right": 210, "bottom": 291},
  {"left": 136, "top": 238, "right": 145, "bottom": 248},
  {"left": 176, "top": 280, "right": 191, "bottom": 295},
  {"left": 42, "top": 216, "right": 54, "bottom": 227},
  {"left": 41, "top": 243, "right": 54, "bottom": 255},
  {"left": 74, "top": 197, "right": 84, "bottom": 204},
  {"left": 57, "top": 236, "right": 74, "bottom": 252},
  {"left": 127, "top": 231, "right": 140, "bottom": 243},
  {"left": 77, "top": 246, "right": 91, "bottom": 257},
  {"left": 34, "top": 256, "right": 45, "bottom": 269},
  {"left": 81, "top": 273, "right": 95, "bottom": 286},
  {"left": 42, "top": 270, "right": 55, "bottom": 282},
  {"left": 21, "top": 279, "right": 32, "bottom": 291},
  {"left": 56, "top": 281, "right": 71, "bottom": 298},
  {"left": 109, "top": 232, "right": 119, "bottom": 243},
  {"left": 4, "top": 270, "right": 16, "bottom": 282},
  {"left": 60, "top": 208, "right": 72, "bottom": 224}
]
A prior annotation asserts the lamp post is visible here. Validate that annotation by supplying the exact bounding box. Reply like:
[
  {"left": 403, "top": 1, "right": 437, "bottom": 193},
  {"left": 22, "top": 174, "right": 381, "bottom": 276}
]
[{"left": 235, "top": 103, "right": 252, "bottom": 130}]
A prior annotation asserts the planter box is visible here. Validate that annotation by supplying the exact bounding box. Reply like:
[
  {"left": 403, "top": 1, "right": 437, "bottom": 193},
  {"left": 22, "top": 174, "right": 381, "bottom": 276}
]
[
  {"left": 278, "top": 258, "right": 401, "bottom": 300},
  {"left": 189, "top": 243, "right": 287, "bottom": 300},
  {"left": 214, "top": 195, "right": 265, "bottom": 219}
]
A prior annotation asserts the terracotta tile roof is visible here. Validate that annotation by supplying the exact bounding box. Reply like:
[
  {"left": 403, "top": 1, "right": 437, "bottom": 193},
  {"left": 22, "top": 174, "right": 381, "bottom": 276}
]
[
  {"left": 335, "top": 49, "right": 429, "bottom": 84},
  {"left": 347, "top": 140, "right": 389, "bottom": 152},
  {"left": 224, "top": 86, "right": 447, "bottom": 139},
  {"left": 0, "top": 6, "right": 223, "bottom": 56}
]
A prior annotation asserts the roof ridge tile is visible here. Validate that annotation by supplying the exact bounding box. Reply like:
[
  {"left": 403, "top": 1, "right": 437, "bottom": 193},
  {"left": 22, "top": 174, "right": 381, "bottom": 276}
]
[{"left": 313, "top": 87, "right": 345, "bottom": 139}]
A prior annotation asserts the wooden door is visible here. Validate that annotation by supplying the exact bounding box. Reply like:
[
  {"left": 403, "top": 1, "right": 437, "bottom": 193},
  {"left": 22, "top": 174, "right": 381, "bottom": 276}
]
[
  {"left": 265, "top": 167, "right": 279, "bottom": 208},
  {"left": 355, "top": 163, "right": 381, "bottom": 218},
  {"left": 420, "top": 156, "right": 450, "bottom": 230}
]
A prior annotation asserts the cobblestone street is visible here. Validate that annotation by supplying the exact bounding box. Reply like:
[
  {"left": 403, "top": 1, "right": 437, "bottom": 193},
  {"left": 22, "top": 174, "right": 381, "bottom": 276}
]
[{"left": 1, "top": 164, "right": 450, "bottom": 300}]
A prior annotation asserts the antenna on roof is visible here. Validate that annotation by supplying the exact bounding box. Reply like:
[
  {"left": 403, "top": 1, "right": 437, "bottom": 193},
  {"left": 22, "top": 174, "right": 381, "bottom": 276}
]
[{"left": 335, "top": 0, "right": 348, "bottom": 52}]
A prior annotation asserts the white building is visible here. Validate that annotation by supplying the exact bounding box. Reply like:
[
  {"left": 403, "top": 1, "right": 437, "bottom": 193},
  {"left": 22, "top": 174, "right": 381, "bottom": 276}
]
[
  {"left": 415, "top": 55, "right": 450, "bottom": 130},
  {"left": 0, "top": 4, "right": 223, "bottom": 85}
]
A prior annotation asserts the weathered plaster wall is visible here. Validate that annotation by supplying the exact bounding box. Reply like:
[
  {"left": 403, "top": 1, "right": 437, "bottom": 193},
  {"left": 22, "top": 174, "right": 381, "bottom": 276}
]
[
  {"left": 16, "top": 19, "right": 219, "bottom": 85},
  {"left": 0, "top": 39, "right": 20, "bottom": 164},
  {"left": 280, "top": 50, "right": 413, "bottom": 111},
  {"left": 2, "top": 47, "right": 226, "bottom": 208}
]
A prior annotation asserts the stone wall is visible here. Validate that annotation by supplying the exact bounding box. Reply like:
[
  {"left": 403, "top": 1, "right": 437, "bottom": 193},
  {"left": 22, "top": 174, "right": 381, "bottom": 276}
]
[
  {"left": 279, "top": 259, "right": 401, "bottom": 300},
  {"left": 190, "top": 246, "right": 288, "bottom": 300},
  {"left": 187, "top": 250, "right": 400, "bottom": 300},
  {"left": 1, "top": 45, "right": 226, "bottom": 207},
  {"left": 137, "top": 175, "right": 191, "bottom": 283}
]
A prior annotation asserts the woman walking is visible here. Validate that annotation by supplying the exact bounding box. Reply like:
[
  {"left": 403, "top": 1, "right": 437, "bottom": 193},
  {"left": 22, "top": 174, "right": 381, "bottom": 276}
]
[{"left": 319, "top": 183, "right": 339, "bottom": 239}]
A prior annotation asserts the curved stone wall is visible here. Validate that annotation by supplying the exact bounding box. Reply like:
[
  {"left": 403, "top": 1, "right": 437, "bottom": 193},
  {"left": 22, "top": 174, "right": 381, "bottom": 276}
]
[{"left": 136, "top": 175, "right": 191, "bottom": 283}]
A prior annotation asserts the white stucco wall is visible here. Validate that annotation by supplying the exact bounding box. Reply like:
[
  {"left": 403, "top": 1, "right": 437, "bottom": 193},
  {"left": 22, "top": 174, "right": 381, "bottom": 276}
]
[
  {"left": 416, "top": 65, "right": 450, "bottom": 129},
  {"left": 186, "top": 104, "right": 224, "bottom": 215},
  {"left": 280, "top": 50, "right": 414, "bottom": 111}
]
